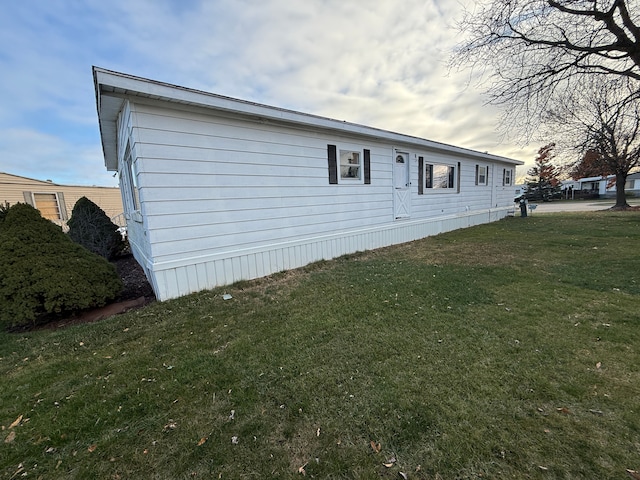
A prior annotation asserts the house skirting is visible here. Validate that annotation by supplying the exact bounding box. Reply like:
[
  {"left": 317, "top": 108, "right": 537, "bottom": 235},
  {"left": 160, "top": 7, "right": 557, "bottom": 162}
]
[{"left": 142, "top": 207, "right": 511, "bottom": 301}]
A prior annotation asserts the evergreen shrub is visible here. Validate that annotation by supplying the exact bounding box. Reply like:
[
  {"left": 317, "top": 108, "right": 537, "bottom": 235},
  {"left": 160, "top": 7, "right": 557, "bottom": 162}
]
[
  {"left": 0, "top": 201, "right": 9, "bottom": 222},
  {"left": 67, "top": 196, "right": 124, "bottom": 260},
  {"left": 0, "top": 203, "right": 123, "bottom": 328}
]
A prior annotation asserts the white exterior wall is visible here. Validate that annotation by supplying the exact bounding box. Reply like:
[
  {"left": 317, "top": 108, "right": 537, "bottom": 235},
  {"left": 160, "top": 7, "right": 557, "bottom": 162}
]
[{"left": 117, "top": 100, "right": 517, "bottom": 300}]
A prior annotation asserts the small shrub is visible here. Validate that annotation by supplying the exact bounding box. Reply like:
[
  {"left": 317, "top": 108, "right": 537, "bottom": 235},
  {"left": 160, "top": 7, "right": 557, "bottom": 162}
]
[
  {"left": 0, "top": 203, "right": 123, "bottom": 328},
  {"left": 0, "top": 201, "right": 9, "bottom": 222},
  {"left": 67, "top": 196, "right": 124, "bottom": 260}
]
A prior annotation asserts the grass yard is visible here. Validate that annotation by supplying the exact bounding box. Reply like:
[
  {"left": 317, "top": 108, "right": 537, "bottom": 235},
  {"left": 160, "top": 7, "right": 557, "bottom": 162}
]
[{"left": 1, "top": 212, "right": 639, "bottom": 479}]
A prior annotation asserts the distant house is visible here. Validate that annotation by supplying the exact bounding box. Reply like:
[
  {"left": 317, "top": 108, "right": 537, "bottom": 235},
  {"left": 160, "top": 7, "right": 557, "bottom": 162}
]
[
  {"left": 0, "top": 172, "right": 123, "bottom": 229},
  {"left": 562, "top": 172, "right": 640, "bottom": 198},
  {"left": 93, "top": 67, "right": 523, "bottom": 301}
]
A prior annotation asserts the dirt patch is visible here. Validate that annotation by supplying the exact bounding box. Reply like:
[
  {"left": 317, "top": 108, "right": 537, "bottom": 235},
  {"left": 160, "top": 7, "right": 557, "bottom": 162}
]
[{"left": 609, "top": 205, "right": 640, "bottom": 211}]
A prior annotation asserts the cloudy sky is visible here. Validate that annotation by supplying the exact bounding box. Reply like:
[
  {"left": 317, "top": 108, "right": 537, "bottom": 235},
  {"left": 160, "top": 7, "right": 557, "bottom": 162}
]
[{"left": 0, "top": 0, "right": 537, "bottom": 187}]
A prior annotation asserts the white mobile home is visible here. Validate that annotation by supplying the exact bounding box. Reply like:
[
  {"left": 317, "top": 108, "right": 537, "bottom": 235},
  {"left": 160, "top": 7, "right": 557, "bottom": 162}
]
[
  {"left": 565, "top": 173, "right": 640, "bottom": 198},
  {"left": 93, "top": 67, "right": 523, "bottom": 301}
]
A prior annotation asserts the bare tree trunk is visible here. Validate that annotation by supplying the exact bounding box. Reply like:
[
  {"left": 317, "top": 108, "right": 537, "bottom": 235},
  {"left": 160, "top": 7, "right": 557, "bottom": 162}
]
[{"left": 614, "top": 173, "right": 630, "bottom": 209}]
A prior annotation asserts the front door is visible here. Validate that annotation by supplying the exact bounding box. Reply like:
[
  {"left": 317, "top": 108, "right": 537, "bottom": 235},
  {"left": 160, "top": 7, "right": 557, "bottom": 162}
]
[{"left": 394, "top": 151, "right": 410, "bottom": 219}]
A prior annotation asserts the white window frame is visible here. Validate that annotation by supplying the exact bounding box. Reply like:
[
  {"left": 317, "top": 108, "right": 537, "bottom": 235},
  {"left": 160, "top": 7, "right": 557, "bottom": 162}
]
[
  {"left": 337, "top": 145, "right": 364, "bottom": 184},
  {"left": 30, "top": 192, "right": 65, "bottom": 221},
  {"left": 425, "top": 162, "right": 456, "bottom": 191},
  {"left": 503, "top": 168, "right": 513, "bottom": 186},
  {"left": 120, "top": 144, "right": 142, "bottom": 222},
  {"left": 476, "top": 165, "right": 488, "bottom": 186}
]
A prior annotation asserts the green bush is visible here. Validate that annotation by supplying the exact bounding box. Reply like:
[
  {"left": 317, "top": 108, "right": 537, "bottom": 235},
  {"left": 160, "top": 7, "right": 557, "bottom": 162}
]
[
  {"left": 0, "top": 201, "right": 10, "bottom": 222},
  {"left": 67, "top": 196, "right": 124, "bottom": 260},
  {"left": 0, "top": 203, "right": 123, "bottom": 328}
]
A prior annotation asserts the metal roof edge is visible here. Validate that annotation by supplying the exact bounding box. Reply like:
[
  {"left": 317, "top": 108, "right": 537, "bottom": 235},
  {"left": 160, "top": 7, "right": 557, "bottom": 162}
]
[{"left": 92, "top": 67, "right": 524, "bottom": 168}]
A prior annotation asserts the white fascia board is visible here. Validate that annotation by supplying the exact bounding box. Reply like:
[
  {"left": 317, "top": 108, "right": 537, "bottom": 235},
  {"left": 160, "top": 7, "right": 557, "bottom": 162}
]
[
  {"left": 93, "top": 67, "right": 524, "bottom": 171},
  {"left": 578, "top": 175, "right": 615, "bottom": 182}
]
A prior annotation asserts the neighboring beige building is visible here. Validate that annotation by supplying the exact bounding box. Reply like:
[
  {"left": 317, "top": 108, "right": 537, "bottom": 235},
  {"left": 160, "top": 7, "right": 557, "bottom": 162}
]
[{"left": 0, "top": 172, "right": 123, "bottom": 229}]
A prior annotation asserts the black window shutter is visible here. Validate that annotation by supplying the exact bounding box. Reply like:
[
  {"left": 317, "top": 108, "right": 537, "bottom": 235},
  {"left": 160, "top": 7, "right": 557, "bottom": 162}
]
[
  {"left": 363, "top": 149, "right": 371, "bottom": 184},
  {"left": 418, "top": 156, "right": 424, "bottom": 194},
  {"left": 475, "top": 165, "right": 479, "bottom": 185},
  {"left": 327, "top": 144, "right": 338, "bottom": 184}
]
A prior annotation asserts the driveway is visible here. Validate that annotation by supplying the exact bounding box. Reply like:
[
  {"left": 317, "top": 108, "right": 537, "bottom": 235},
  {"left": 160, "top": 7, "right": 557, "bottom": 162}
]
[{"left": 520, "top": 199, "right": 640, "bottom": 214}]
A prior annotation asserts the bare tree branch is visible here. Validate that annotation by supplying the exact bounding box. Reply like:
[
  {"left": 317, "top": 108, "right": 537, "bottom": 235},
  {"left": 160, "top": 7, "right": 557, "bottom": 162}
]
[
  {"left": 542, "top": 78, "right": 640, "bottom": 207},
  {"left": 452, "top": 0, "right": 640, "bottom": 139}
]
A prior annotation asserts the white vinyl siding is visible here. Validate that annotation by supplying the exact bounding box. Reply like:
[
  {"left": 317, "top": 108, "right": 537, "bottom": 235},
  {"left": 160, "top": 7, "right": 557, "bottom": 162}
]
[
  {"left": 129, "top": 103, "right": 392, "bottom": 265},
  {"left": 105, "top": 97, "right": 520, "bottom": 300}
]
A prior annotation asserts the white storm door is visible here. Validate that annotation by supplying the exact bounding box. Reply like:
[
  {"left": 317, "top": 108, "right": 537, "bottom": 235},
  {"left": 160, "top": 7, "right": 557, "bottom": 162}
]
[{"left": 394, "top": 151, "right": 410, "bottom": 219}]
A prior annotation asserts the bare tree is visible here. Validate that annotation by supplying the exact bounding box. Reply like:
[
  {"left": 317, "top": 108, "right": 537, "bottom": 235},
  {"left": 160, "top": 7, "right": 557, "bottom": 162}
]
[
  {"left": 453, "top": 0, "right": 640, "bottom": 136},
  {"left": 543, "top": 78, "right": 640, "bottom": 208}
]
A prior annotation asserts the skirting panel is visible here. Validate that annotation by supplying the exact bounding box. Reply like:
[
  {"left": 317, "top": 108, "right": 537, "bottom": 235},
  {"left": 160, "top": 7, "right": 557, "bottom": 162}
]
[{"left": 150, "top": 208, "right": 509, "bottom": 300}]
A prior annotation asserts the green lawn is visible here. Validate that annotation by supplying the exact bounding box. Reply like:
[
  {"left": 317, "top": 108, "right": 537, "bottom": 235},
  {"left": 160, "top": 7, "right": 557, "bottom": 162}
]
[{"left": 1, "top": 212, "right": 639, "bottom": 479}]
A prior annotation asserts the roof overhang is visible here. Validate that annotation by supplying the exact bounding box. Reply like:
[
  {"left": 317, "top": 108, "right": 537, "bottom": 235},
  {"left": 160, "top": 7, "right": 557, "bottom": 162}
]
[{"left": 93, "top": 66, "right": 524, "bottom": 172}]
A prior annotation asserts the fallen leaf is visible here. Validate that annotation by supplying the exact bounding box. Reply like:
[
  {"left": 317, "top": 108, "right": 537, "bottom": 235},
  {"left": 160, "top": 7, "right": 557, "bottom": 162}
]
[
  {"left": 143, "top": 449, "right": 149, "bottom": 454},
  {"left": 626, "top": 469, "right": 640, "bottom": 480},
  {"left": 383, "top": 456, "right": 397, "bottom": 468},
  {"left": 298, "top": 463, "right": 307, "bottom": 475},
  {"left": 88, "top": 444, "right": 97, "bottom": 453},
  {"left": 11, "top": 464, "right": 24, "bottom": 477},
  {"left": 9, "top": 415, "right": 23, "bottom": 429},
  {"left": 589, "top": 409, "right": 604, "bottom": 416},
  {"left": 4, "top": 430, "right": 16, "bottom": 443},
  {"left": 370, "top": 441, "right": 381, "bottom": 453},
  {"left": 197, "top": 437, "right": 207, "bottom": 446},
  {"left": 539, "top": 465, "right": 548, "bottom": 471},
  {"left": 231, "top": 436, "right": 239, "bottom": 444},
  {"left": 163, "top": 420, "right": 177, "bottom": 431},
  {"left": 399, "top": 472, "right": 408, "bottom": 479},
  {"left": 316, "top": 427, "right": 321, "bottom": 437},
  {"left": 557, "top": 407, "right": 571, "bottom": 415},
  {"left": 596, "top": 362, "right": 602, "bottom": 369}
]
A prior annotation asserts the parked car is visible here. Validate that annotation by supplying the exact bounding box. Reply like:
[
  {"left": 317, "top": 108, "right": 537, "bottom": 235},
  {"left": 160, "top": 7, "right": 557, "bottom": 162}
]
[{"left": 515, "top": 187, "right": 561, "bottom": 203}]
